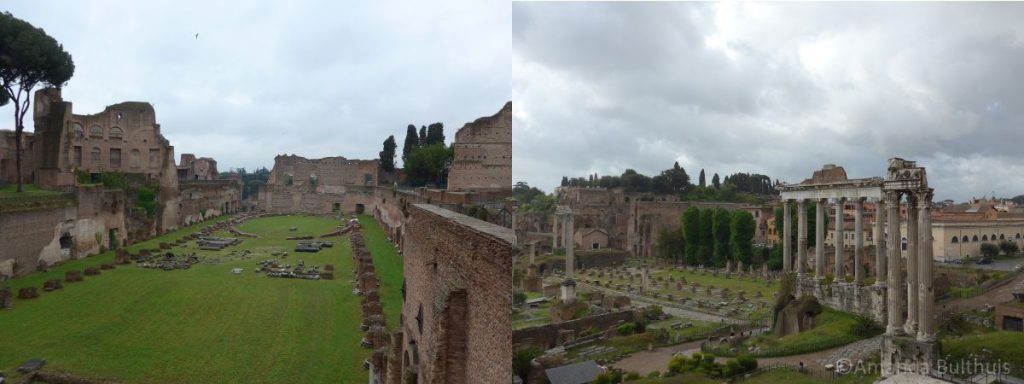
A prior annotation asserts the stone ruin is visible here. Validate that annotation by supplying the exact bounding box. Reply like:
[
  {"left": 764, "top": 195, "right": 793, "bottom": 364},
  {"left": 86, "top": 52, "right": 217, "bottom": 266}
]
[{"left": 1, "top": 287, "right": 12, "bottom": 309}]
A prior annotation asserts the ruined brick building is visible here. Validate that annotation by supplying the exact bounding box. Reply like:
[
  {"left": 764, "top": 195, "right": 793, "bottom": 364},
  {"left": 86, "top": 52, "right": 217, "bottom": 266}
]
[
  {"left": 0, "top": 89, "right": 240, "bottom": 278},
  {"left": 446, "top": 101, "right": 511, "bottom": 192},
  {"left": 177, "top": 153, "right": 218, "bottom": 181},
  {"left": 259, "top": 155, "right": 378, "bottom": 214}
]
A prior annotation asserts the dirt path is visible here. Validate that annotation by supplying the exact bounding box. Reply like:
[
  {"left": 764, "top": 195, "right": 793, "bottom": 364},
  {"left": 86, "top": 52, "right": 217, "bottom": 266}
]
[
  {"left": 575, "top": 280, "right": 747, "bottom": 325},
  {"left": 944, "top": 268, "right": 1024, "bottom": 311}
]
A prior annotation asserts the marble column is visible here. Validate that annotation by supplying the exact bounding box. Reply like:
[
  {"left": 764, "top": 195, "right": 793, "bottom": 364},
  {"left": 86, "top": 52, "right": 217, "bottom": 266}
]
[
  {"left": 854, "top": 198, "right": 864, "bottom": 284},
  {"left": 797, "top": 200, "right": 808, "bottom": 276},
  {"left": 564, "top": 212, "right": 575, "bottom": 278},
  {"left": 552, "top": 213, "right": 560, "bottom": 250},
  {"left": 874, "top": 198, "right": 886, "bottom": 284},
  {"left": 905, "top": 194, "right": 919, "bottom": 335},
  {"left": 783, "top": 201, "right": 792, "bottom": 273},
  {"left": 918, "top": 189, "right": 935, "bottom": 342},
  {"left": 816, "top": 199, "right": 825, "bottom": 279},
  {"left": 834, "top": 198, "right": 845, "bottom": 279},
  {"left": 886, "top": 191, "right": 904, "bottom": 335}
]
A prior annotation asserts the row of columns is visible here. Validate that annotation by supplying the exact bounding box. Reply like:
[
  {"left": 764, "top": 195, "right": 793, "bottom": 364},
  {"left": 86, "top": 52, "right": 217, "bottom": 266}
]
[
  {"left": 780, "top": 189, "right": 935, "bottom": 342},
  {"left": 783, "top": 197, "right": 879, "bottom": 284}
]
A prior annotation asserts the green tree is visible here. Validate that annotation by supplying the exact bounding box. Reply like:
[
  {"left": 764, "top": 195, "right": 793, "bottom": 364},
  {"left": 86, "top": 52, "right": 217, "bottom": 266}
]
[
  {"left": 682, "top": 206, "right": 701, "bottom": 265},
  {"left": 403, "top": 144, "right": 452, "bottom": 187},
  {"left": 655, "top": 227, "right": 685, "bottom": 264},
  {"left": 425, "top": 122, "right": 444, "bottom": 145},
  {"left": 731, "top": 210, "right": 755, "bottom": 263},
  {"left": 699, "top": 168, "right": 706, "bottom": 188},
  {"left": 712, "top": 173, "right": 721, "bottom": 189},
  {"left": 712, "top": 208, "right": 731, "bottom": 267},
  {"left": 699, "top": 208, "right": 714, "bottom": 265},
  {"left": 980, "top": 243, "right": 1000, "bottom": 260},
  {"left": 378, "top": 135, "right": 397, "bottom": 172},
  {"left": 998, "top": 240, "right": 1020, "bottom": 257},
  {"left": 0, "top": 11, "right": 75, "bottom": 192},
  {"left": 401, "top": 124, "right": 418, "bottom": 163},
  {"left": 418, "top": 125, "right": 427, "bottom": 145}
]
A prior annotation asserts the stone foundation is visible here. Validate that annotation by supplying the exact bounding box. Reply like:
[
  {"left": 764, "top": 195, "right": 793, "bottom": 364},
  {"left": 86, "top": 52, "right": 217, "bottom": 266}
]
[{"left": 796, "top": 277, "right": 887, "bottom": 324}]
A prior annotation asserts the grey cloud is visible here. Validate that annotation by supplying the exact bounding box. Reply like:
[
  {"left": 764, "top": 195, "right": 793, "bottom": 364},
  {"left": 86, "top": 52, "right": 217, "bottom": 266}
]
[
  {"left": 513, "top": 2, "right": 1024, "bottom": 201},
  {"left": 2, "top": 0, "right": 510, "bottom": 170}
]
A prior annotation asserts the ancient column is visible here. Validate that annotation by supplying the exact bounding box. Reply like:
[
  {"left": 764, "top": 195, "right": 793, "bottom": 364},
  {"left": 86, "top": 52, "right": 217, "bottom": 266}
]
[
  {"left": 917, "top": 189, "right": 935, "bottom": 342},
  {"left": 552, "top": 213, "right": 560, "bottom": 250},
  {"left": 797, "top": 199, "right": 808, "bottom": 276},
  {"left": 874, "top": 198, "right": 886, "bottom": 284},
  {"left": 528, "top": 242, "right": 536, "bottom": 265},
  {"left": 834, "top": 198, "right": 845, "bottom": 279},
  {"left": 564, "top": 212, "right": 575, "bottom": 279},
  {"left": 854, "top": 198, "right": 864, "bottom": 284},
  {"left": 783, "top": 201, "right": 792, "bottom": 273},
  {"left": 885, "top": 191, "right": 904, "bottom": 335},
  {"left": 816, "top": 199, "right": 825, "bottom": 279},
  {"left": 905, "top": 194, "right": 919, "bottom": 335}
]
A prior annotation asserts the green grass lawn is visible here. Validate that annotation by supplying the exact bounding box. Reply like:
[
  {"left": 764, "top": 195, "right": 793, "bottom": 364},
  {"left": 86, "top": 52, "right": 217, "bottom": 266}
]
[
  {"left": 710, "top": 308, "right": 870, "bottom": 357},
  {"left": 0, "top": 215, "right": 371, "bottom": 383},
  {"left": 357, "top": 214, "right": 404, "bottom": 331},
  {"left": 942, "top": 331, "right": 1024, "bottom": 379},
  {"left": 0, "top": 183, "right": 67, "bottom": 197}
]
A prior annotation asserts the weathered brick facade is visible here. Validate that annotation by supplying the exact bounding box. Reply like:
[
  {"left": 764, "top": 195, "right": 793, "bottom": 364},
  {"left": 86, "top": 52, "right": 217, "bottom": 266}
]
[
  {"left": 389, "top": 204, "right": 513, "bottom": 384},
  {"left": 447, "top": 102, "right": 511, "bottom": 191},
  {"left": 260, "top": 155, "right": 379, "bottom": 214}
]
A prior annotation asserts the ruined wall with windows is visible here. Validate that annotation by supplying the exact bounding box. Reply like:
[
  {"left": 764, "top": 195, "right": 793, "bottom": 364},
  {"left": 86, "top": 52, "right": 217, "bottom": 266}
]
[
  {"left": 387, "top": 204, "right": 513, "bottom": 384},
  {"left": 178, "top": 179, "right": 243, "bottom": 225},
  {"left": 446, "top": 102, "right": 512, "bottom": 191},
  {"left": 261, "top": 154, "right": 379, "bottom": 214},
  {"left": 0, "top": 187, "right": 127, "bottom": 278}
]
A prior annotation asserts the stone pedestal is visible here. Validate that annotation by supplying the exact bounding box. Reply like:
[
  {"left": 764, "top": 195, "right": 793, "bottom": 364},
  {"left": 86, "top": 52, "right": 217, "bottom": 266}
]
[
  {"left": 524, "top": 264, "right": 541, "bottom": 293},
  {"left": 560, "top": 279, "right": 577, "bottom": 304},
  {"left": 881, "top": 334, "right": 940, "bottom": 376}
]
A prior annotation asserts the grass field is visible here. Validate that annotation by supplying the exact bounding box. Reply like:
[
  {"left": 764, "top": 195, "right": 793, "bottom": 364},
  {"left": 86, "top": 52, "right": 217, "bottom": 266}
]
[
  {"left": 942, "top": 331, "right": 1024, "bottom": 379},
  {"left": 357, "top": 214, "right": 404, "bottom": 330},
  {"left": 0, "top": 215, "right": 378, "bottom": 383}
]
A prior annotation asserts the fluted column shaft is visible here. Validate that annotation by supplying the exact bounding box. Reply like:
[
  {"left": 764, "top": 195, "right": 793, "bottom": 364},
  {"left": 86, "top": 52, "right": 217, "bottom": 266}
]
[
  {"left": 783, "top": 202, "right": 792, "bottom": 273},
  {"left": 797, "top": 200, "right": 808, "bottom": 276},
  {"left": 854, "top": 199, "right": 864, "bottom": 284},
  {"left": 834, "top": 198, "right": 845, "bottom": 279},
  {"left": 816, "top": 199, "right": 825, "bottom": 279},
  {"left": 905, "top": 195, "right": 919, "bottom": 335},
  {"left": 918, "top": 190, "right": 935, "bottom": 342},
  {"left": 886, "top": 192, "right": 904, "bottom": 335},
  {"left": 874, "top": 199, "right": 886, "bottom": 284}
]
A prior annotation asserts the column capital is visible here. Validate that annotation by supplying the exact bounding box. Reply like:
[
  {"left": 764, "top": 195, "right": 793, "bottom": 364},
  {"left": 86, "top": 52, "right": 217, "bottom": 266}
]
[
  {"left": 797, "top": 199, "right": 806, "bottom": 207},
  {"left": 884, "top": 190, "right": 901, "bottom": 204},
  {"left": 916, "top": 188, "right": 934, "bottom": 209},
  {"left": 906, "top": 192, "right": 919, "bottom": 205}
]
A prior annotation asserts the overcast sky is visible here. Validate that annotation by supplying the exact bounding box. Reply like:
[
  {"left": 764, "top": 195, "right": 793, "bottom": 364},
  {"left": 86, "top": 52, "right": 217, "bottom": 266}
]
[
  {"left": 2, "top": 0, "right": 509, "bottom": 171},
  {"left": 512, "top": 2, "right": 1024, "bottom": 202}
]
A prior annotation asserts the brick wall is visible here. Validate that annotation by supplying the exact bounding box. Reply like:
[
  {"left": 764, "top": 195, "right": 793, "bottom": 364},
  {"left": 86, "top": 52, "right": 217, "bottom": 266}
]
[
  {"left": 391, "top": 204, "right": 513, "bottom": 384},
  {"left": 447, "top": 102, "right": 511, "bottom": 191}
]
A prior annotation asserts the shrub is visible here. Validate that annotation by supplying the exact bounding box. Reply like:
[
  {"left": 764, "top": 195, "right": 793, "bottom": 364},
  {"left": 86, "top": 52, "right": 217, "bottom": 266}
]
[
  {"left": 513, "top": 347, "right": 543, "bottom": 382},
  {"left": 645, "top": 304, "right": 664, "bottom": 320},
  {"left": 593, "top": 371, "right": 623, "bottom": 384},
  {"left": 851, "top": 313, "right": 883, "bottom": 338},
  {"left": 624, "top": 371, "right": 640, "bottom": 381},
  {"left": 513, "top": 290, "right": 527, "bottom": 307},
  {"left": 618, "top": 323, "right": 636, "bottom": 336}
]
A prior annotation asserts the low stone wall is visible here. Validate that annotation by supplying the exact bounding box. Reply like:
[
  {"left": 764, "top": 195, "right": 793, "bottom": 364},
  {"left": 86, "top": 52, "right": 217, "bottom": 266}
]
[
  {"left": 796, "top": 277, "right": 887, "bottom": 324},
  {"left": 513, "top": 310, "right": 636, "bottom": 350}
]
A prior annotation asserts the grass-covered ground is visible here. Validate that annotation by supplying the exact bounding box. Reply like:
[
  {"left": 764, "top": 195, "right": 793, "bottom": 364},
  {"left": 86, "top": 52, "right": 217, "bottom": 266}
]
[
  {"left": 358, "top": 214, "right": 404, "bottom": 330},
  {"left": 708, "top": 308, "right": 873, "bottom": 357},
  {"left": 0, "top": 183, "right": 67, "bottom": 197},
  {"left": 942, "top": 331, "right": 1024, "bottom": 379},
  {"left": 0, "top": 215, "right": 373, "bottom": 383}
]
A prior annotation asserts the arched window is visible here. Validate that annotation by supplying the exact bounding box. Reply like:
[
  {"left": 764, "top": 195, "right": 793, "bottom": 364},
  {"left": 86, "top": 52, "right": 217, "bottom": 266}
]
[
  {"left": 951, "top": 236, "right": 959, "bottom": 243},
  {"left": 999, "top": 234, "right": 1005, "bottom": 240},
  {"left": 901, "top": 237, "right": 907, "bottom": 251},
  {"left": 972, "top": 235, "right": 979, "bottom": 242},
  {"left": 109, "top": 127, "right": 123, "bottom": 141},
  {"left": 89, "top": 125, "right": 103, "bottom": 138},
  {"left": 1017, "top": 233, "right": 1022, "bottom": 239},
  {"left": 982, "top": 235, "right": 988, "bottom": 241},
  {"left": 962, "top": 236, "right": 969, "bottom": 243},
  {"left": 72, "top": 123, "right": 84, "bottom": 139},
  {"left": 91, "top": 147, "right": 101, "bottom": 165}
]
